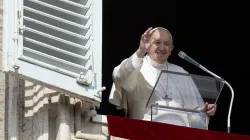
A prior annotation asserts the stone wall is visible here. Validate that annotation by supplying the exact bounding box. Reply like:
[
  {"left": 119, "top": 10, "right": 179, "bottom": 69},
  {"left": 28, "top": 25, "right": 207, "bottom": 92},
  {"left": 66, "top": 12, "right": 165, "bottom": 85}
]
[
  {"left": 0, "top": 0, "right": 5, "bottom": 139},
  {"left": 0, "top": 1, "right": 108, "bottom": 139}
]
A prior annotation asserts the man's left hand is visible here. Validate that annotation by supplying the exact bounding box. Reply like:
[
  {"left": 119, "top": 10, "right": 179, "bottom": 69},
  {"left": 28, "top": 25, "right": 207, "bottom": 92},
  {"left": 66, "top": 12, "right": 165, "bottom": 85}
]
[{"left": 201, "top": 102, "right": 217, "bottom": 116}]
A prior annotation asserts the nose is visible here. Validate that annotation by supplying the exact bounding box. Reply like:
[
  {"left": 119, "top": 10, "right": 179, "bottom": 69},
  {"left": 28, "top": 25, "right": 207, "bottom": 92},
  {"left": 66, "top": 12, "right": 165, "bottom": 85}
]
[{"left": 159, "top": 43, "right": 165, "bottom": 50}]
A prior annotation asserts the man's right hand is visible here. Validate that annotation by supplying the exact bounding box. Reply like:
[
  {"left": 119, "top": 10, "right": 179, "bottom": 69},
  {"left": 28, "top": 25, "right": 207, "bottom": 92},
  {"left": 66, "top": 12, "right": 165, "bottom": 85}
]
[{"left": 136, "top": 27, "right": 154, "bottom": 58}]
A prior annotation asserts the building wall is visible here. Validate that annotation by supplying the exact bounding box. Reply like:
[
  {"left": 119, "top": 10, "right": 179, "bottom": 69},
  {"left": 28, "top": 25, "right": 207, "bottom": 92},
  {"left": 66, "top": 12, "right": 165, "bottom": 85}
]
[
  {"left": 4, "top": 79, "right": 108, "bottom": 140},
  {"left": 0, "top": 0, "right": 108, "bottom": 139},
  {"left": 0, "top": 0, "right": 5, "bottom": 139}
]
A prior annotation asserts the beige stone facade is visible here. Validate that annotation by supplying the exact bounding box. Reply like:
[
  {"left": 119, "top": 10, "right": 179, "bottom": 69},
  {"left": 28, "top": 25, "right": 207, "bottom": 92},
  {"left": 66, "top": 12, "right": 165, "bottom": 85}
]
[{"left": 0, "top": 0, "right": 5, "bottom": 139}]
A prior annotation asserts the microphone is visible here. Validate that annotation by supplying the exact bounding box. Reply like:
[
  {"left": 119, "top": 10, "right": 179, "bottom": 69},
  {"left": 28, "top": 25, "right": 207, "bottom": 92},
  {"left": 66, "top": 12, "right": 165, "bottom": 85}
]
[
  {"left": 178, "top": 51, "right": 234, "bottom": 133},
  {"left": 178, "top": 51, "right": 222, "bottom": 79},
  {"left": 178, "top": 51, "right": 201, "bottom": 68}
]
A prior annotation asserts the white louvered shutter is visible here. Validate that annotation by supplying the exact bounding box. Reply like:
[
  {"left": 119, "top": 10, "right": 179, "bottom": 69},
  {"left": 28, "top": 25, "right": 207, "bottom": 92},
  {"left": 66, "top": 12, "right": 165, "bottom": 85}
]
[{"left": 2, "top": 0, "right": 103, "bottom": 105}]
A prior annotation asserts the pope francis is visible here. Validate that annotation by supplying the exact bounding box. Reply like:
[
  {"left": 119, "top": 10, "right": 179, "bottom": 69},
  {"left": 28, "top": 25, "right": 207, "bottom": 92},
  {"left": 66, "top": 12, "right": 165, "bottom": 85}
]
[{"left": 108, "top": 27, "right": 217, "bottom": 129}]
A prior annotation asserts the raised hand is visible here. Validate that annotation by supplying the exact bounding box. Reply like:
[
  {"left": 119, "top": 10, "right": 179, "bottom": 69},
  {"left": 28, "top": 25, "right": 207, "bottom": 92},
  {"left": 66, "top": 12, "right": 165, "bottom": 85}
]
[{"left": 136, "top": 27, "right": 155, "bottom": 57}]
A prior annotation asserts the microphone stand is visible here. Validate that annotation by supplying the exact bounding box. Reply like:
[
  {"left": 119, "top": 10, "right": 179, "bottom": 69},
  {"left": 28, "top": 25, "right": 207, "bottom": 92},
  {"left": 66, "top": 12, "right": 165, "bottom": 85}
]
[{"left": 199, "top": 65, "right": 234, "bottom": 133}]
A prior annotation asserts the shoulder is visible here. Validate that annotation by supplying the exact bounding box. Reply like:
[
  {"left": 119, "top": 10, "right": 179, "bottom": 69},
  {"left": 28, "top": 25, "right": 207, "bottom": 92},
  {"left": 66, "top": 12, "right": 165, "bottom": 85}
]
[{"left": 167, "top": 62, "right": 189, "bottom": 74}]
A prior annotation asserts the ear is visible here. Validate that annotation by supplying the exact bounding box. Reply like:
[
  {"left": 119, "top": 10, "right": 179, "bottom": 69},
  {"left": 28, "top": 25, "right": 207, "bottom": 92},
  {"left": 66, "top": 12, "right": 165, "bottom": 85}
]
[
  {"left": 171, "top": 44, "right": 174, "bottom": 50},
  {"left": 169, "top": 44, "right": 174, "bottom": 52}
]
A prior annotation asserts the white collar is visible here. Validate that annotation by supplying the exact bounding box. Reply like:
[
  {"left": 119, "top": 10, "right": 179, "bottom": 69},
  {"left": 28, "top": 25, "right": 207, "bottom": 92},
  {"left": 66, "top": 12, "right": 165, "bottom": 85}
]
[{"left": 145, "top": 55, "right": 168, "bottom": 69}]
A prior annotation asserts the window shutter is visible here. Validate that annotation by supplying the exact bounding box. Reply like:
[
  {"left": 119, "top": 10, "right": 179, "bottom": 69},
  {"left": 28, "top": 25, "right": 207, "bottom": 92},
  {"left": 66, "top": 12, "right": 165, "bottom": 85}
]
[{"left": 2, "top": 0, "right": 103, "bottom": 105}]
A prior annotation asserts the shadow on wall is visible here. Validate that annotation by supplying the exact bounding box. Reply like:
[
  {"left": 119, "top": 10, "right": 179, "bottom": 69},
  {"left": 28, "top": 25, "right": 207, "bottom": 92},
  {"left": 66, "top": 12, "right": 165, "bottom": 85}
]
[{"left": 6, "top": 78, "right": 108, "bottom": 140}]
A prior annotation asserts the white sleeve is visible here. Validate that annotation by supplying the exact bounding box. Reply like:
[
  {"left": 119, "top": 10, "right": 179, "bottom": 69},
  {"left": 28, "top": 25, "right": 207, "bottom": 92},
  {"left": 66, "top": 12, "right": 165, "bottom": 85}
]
[
  {"left": 109, "top": 53, "right": 143, "bottom": 110},
  {"left": 131, "top": 53, "right": 143, "bottom": 68},
  {"left": 109, "top": 82, "right": 128, "bottom": 110},
  {"left": 112, "top": 53, "right": 143, "bottom": 92}
]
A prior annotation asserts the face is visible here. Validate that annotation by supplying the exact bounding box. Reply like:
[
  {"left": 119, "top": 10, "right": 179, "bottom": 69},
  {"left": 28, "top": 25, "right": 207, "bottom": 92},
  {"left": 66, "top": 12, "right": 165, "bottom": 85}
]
[{"left": 148, "top": 29, "right": 173, "bottom": 64}]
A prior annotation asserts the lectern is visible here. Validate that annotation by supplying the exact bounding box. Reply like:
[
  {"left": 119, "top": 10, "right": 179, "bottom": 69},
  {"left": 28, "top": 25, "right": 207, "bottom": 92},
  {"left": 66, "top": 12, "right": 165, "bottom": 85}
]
[{"left": 146, "top": 70, "right": 225, "bottom": 130}]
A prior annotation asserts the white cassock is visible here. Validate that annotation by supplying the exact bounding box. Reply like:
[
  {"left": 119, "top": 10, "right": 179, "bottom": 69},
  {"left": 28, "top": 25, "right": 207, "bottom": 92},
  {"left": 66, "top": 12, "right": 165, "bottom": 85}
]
[{"left": 109, "top": 53, "right": 209, "bottom": 129}]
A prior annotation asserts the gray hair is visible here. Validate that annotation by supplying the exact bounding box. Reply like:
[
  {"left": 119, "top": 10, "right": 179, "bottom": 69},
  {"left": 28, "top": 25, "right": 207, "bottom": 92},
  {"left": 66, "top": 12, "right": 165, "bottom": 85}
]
[{"left": 150, "top": 27, "right": 174, "bottom": 48}]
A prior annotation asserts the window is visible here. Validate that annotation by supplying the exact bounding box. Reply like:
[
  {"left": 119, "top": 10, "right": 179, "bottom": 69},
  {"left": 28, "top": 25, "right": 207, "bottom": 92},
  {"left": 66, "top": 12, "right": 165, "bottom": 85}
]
[{"left": 2, "top": 0, "right": 103, "bottom": 105}]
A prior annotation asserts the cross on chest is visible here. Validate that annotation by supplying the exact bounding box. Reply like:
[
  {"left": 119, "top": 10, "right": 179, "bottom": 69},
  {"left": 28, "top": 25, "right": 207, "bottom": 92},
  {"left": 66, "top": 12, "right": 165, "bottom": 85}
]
[{"left": 163, "top": 93, "right": 172, "bottom": 100}]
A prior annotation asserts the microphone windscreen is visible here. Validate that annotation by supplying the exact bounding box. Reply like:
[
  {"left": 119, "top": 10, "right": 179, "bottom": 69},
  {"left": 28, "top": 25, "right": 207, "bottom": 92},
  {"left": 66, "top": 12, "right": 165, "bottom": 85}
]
[{"left": 178, "top": 51, "right": 186, "bottom": 59}]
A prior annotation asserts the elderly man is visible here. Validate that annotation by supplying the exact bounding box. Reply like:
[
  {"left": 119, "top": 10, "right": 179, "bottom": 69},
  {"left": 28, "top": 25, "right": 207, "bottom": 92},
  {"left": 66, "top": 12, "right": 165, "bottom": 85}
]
[{"left": 109, "top": 27, "right": 216, "bottom": 129}]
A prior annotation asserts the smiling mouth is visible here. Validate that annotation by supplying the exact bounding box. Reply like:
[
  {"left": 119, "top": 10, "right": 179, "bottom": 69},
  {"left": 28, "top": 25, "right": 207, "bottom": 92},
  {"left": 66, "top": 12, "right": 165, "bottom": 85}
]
[{"left": 156, "top": 51, "right": 167, "bottom": 54}]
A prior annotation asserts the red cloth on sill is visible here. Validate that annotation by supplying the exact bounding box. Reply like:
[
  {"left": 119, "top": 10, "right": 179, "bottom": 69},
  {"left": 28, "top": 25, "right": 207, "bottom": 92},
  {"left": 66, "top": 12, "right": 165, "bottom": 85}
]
[{"left": 107, "top": 115, "right": 250, "bottom": 140}]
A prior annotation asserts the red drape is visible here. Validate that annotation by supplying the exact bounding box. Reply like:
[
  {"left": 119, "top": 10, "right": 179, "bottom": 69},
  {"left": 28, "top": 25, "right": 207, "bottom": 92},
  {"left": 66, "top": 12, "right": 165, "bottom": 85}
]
[{"left": 107, "top": 115, "right": 250, "bottom": 140}]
